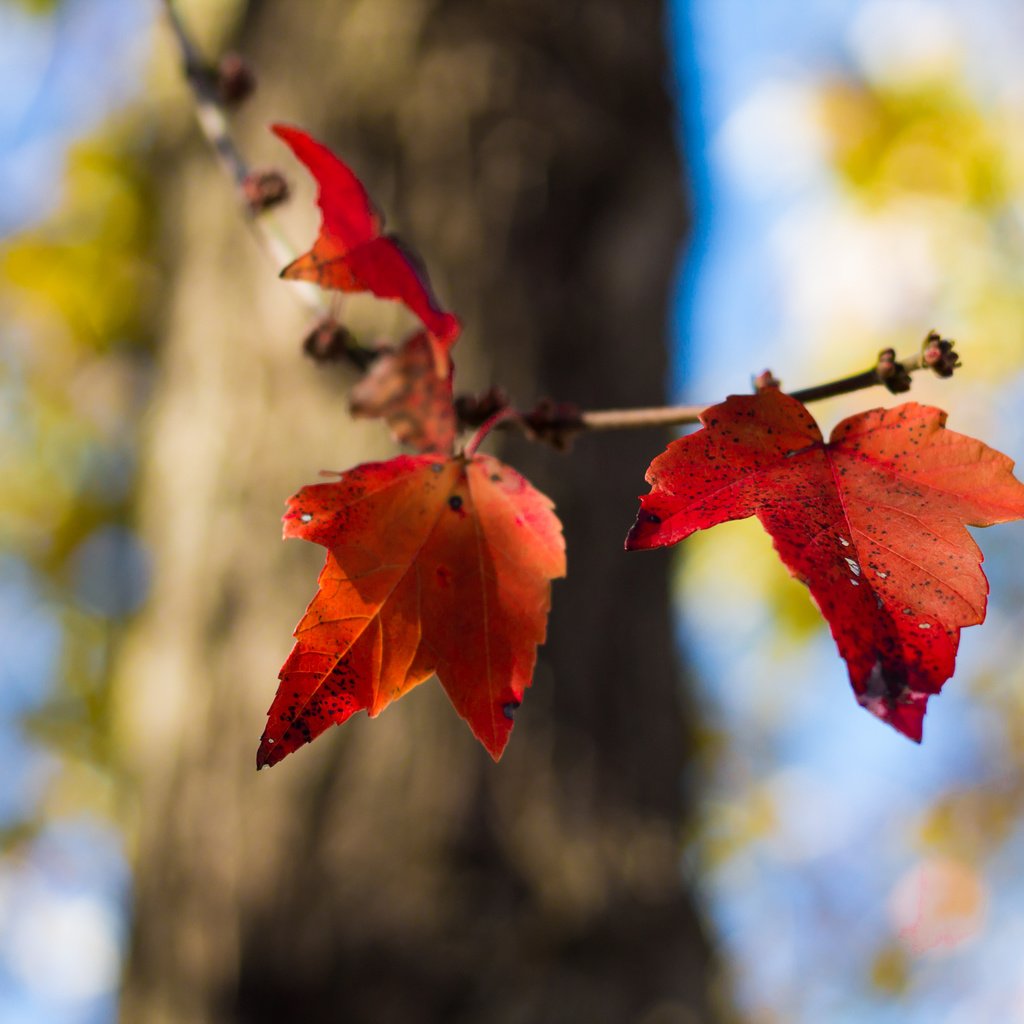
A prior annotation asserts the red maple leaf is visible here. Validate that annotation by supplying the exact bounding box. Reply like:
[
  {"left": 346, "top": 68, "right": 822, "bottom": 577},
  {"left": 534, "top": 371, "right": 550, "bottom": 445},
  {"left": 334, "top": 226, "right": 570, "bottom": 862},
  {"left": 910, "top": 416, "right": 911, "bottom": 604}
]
[
  {"left": 349, "top": 331, "right": 456, "bottom": 454},
  {"left": 627, "top": 388, "right": 1024, "bottom": 741},
  {"left": 272, "top": 124, "right": 461, "bottom": 367},
  {"left": 259, "top": 453, "right": 565, "bottom": 767}
]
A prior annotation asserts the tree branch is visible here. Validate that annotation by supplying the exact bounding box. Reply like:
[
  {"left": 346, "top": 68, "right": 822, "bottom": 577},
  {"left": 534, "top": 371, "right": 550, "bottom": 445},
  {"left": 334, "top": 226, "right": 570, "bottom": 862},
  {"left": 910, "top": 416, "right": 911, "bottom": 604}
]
[
  {"left": 161, "top": 2, "right": 961, "bottom": 453},
  {"left": 160, "top": 0, "right": 327, "bottom": 313},
  {"left": 463, "top": 335, "right": 961, "bottom": 446}
]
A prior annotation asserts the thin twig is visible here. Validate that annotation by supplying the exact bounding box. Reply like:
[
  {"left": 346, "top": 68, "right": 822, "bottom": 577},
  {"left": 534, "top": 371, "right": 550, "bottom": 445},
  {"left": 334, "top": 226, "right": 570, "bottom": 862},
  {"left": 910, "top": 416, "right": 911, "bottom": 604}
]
[
  {"left": 160, "top": 0, "right": 326, "bottom": 312},
  {"left": 578, "top": 404, "right": 705, "bottom": 431},
  {"left": 787, "top": 350, "right": 924, "bottom": 405},
  {"left": 580, "top": 348, "right": 937, "bottom": 430},
  {"left": 161, "top": 0, "right": 247, "bottom": 187},
  {"left": 466, "top": 339, "right": 958, "bottom": 443}
]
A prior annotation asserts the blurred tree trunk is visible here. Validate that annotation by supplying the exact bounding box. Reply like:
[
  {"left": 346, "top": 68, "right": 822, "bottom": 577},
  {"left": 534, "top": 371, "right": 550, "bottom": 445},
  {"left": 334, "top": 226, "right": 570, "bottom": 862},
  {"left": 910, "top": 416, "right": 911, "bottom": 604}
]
[{"left": 117, "top": 1, "right": 717, "bottom": 1022}]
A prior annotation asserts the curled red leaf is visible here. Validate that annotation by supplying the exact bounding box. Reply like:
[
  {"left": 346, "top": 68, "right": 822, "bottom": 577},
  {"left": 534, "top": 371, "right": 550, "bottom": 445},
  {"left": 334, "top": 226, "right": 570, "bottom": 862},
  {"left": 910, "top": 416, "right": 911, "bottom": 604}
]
[
  {"left": 272, "top": 123, "right": 461, "bottom": 367},
  {"left": 349, "top": 332, "right": 456, "bottom": 454}
]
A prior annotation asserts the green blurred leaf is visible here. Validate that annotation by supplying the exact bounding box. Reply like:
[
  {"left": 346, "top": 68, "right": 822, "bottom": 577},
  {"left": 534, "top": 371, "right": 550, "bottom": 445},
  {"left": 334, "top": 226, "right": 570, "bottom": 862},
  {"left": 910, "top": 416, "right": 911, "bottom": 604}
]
[
  {"left": 8, "top": 0, "right": 64, "bottom": 15},
  {"left": 870, "top": 942, "right": 910, "bottom": 996}
]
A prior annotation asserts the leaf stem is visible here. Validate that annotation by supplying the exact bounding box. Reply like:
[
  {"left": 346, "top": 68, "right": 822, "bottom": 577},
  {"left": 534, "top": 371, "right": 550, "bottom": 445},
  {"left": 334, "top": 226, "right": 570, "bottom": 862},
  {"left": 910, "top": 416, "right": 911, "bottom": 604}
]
[{"left": 463, "top": 408, "right": 519, "bottom": 458}]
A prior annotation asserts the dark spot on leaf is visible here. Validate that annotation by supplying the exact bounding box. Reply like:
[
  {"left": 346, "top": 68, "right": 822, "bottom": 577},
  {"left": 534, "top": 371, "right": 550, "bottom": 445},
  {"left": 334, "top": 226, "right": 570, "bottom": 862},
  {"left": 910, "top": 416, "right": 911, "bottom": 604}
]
[
  {"left": 503, "top": 700, "right": 521, "bottom": 721},
  {"left": 449, "top": 495, "right": 463, "bottom": 511}
]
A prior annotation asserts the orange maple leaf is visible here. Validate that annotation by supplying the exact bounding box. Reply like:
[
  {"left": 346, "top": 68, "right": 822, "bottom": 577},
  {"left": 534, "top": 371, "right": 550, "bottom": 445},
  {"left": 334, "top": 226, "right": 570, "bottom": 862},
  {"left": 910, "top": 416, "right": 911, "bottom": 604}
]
[{"left": 259, "top": 453, "right": 565, "bottom": 766}]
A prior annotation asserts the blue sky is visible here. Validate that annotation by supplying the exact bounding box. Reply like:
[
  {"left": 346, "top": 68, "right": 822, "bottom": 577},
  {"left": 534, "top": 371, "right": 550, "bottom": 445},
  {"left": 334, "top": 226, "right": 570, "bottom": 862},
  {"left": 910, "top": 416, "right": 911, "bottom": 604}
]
[
  {"left": 668, "top": 0, "right": 861, "bottom": 397},
  {"left": 0, "top": 0, "right": 151, "bottom": 236}
]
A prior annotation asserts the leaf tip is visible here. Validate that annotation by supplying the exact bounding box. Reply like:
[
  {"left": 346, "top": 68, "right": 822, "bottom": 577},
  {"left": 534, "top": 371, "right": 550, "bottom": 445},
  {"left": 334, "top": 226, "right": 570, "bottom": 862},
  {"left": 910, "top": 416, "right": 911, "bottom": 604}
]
[
  {"left": 279, "top": 253, "right": 311, "bottom": 281},
  {"left": 467, "top": 701, "right": 519, "bottom": 762},
  {"left": 281, "top": 501, "right": 308, "bottom": 539},
  {"left": 257, "top": 723, "right": 301, "bottom": 768},
  {"left": 858, "top": 681, "right": 927, "bottom": 744},
  {"left": 624, "top": 505, "right": 663, "bottom": 550},
  {"left": 483, "top": 735, "right": 509, "bottom": 763},
  {"left": 269, "top": 122, "right": 297, "bottom": 144},
  {"left": 433, "top": 312, "right": 462, "bottom": 346},
  {"left": 255, "top": 737, "right": 276, "bottom": 770}
]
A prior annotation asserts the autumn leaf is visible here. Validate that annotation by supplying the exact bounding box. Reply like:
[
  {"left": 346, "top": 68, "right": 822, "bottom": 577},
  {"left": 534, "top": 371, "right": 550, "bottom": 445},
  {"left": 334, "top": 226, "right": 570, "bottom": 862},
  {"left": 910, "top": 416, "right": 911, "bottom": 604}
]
[
  {"left": 259, "top": 453, "right": 565, "bottom": 767},
  {"left": 349, "top": 331, "right": 456, "bottom": 454},
  {"left": 272, "top": 123, "right": 461, "bottom": 367},
  {"left": 627, "top": 388, "right": 1024, "bottom": 741}
]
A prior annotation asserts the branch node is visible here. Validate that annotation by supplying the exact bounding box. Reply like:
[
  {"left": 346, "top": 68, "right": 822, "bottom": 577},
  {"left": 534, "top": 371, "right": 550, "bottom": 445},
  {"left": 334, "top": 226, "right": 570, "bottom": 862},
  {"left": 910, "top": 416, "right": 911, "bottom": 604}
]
[
  {"left": 753, "top": 369, "right": 781, "bottom": 392},
  {"left": 455, "top": 387, "right": 510, "bottom": 429},
  {"left": 302, "top": 318, "right": 376, "bottom": 370},
  {"left": 181, "top": 54, "right": 209, "bottom": 88},
  {"left": 922, "top": 330, "right": 960, "bottom": 379},
  {"left": 242, "top": 169, "right": 290, "bottom": 215},
  {"left": 875, "top": 348, "right": 913, "bottom": 394},
  {"left": 216, "top": 52, "right": 257, "bottom": 107},
  {"left": 522, "top": 398, "right": 584, "bottom": 451}
]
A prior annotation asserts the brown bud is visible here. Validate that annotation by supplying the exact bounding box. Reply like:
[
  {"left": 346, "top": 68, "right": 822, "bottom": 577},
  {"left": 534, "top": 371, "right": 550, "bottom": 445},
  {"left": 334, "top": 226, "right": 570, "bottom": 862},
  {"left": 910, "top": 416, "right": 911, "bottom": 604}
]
[
  {"left": 454, "top": 387, "right": 509, "bottom": 428},
  {"left": 241, "top": 169, "right": 289, "bottom": 214},
  {"left": 303, "top": 319, "right": 358, "bottom": 363},
  {"left": 753, "top": 369, "right": 781, "bottom": 392},
  {"left": 216, "top": 52, "right": 257, "bottom": 106},
  {"left": 876, "top": 348, "right": 912, "bottom": 394},
  {"left": 922, "top": 330, "right": 960, "bottom": 379},
  {"left": 522, "top": 397, "right": 584, "bottom": 452}
]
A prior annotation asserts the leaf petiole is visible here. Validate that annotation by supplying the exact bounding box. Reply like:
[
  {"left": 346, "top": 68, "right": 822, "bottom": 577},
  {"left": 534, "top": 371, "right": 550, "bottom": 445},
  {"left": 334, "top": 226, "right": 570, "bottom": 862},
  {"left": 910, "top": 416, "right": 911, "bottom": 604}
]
[{"left": 463, "top": 408, "right": 520, "bottom": 458}]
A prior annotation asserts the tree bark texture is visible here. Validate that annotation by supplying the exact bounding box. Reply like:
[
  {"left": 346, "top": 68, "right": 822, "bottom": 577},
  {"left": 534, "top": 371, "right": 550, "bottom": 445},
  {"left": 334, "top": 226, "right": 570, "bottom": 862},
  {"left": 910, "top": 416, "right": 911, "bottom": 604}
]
[{"left": 117, "top": 1, "right": 718, "bottom": 1021}]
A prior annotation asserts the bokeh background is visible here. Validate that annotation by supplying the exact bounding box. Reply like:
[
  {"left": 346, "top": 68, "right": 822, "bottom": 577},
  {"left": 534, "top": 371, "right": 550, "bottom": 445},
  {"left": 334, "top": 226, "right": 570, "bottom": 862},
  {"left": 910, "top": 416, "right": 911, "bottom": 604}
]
[
  {"left": 3, "top": 0, "right": 1024, "bottom": 1021},
  {"left": 671, "top": 4, "right": 1024, "bottom": 1021}
]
